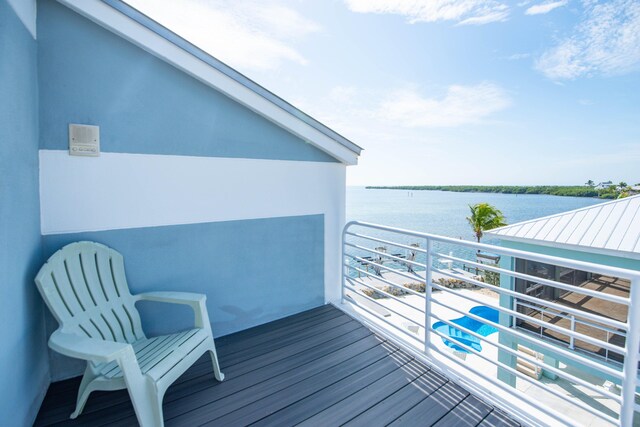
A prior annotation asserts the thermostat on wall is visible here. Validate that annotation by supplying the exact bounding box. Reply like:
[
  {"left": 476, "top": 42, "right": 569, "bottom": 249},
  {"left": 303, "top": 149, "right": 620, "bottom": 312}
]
[{"left": 69, "top": 124, "right": 100, "bottom": 157}]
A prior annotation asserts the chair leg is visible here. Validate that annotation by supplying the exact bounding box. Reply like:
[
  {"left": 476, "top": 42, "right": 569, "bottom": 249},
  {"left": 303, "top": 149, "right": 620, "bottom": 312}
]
[
  {"left": 129, "top": 384, "right": 165, "bottom": 427},
  {"left": 70, "top": 366, "right": 98, "bottom": 419},
  {"left": 208, "top": 345, "right": 224, "bottom": 381}
]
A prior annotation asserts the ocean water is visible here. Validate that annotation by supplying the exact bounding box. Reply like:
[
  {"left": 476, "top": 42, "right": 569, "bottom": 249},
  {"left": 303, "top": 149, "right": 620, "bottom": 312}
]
[
  {"left": 346, "top": 187, "right": 602, "bottom": 244},
  {"left": 345, "top": 187, "right": 603, "bottom": 271}
]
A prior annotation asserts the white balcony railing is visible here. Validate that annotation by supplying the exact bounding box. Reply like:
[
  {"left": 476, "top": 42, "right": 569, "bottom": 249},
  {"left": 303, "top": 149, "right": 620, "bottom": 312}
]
[{"left": 341, "top": 221, "right": 640, "bottom": 427}]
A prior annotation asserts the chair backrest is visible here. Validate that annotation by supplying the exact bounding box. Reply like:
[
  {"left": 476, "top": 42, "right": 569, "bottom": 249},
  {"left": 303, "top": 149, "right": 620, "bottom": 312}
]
[{"left": 35, "top": 241, "right": 145, "bottom": 343}]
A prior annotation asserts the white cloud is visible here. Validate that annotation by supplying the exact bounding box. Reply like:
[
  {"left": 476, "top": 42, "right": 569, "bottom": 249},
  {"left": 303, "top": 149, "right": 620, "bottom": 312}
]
[
  {"left": 536, "top": 0, "right": 640, "bottom": 79},
  {"left": 124, "top": 0, "right": 320, "bottom": 71},
  {"left": 344, "top": 0, "right": 509, "bottom": 25},
  {"left": 378, "top": 83, "right": 512, "bottom": 127},
  {"left": 293, "top": 83, "right": 511, "bottom": 159},
  {"left": 293, "top": 83, "right": 512, "bottom": 186},
  {"left": 525, "top": 0, "right": 568, "bottom": 15}
]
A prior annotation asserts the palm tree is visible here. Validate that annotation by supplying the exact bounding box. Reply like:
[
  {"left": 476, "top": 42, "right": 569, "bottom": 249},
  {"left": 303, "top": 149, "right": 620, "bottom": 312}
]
[
  {"left": 585, "top": 179, "right": 595, "bottom": 187},
  {"left": 467, "top": 203, "right": 507, "bottom": 243}
]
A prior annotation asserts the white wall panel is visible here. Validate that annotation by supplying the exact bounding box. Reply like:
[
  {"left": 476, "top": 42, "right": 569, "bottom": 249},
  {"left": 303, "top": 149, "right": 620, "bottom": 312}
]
[{"left": 40, "top": 149, "right": 347, "bottom": 302}]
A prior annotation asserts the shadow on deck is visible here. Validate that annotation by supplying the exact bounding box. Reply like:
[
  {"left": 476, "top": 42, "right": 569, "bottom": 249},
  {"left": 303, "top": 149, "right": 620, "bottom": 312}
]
[{"left": 35, "top": 305, "right": 519, "bottom": 426}]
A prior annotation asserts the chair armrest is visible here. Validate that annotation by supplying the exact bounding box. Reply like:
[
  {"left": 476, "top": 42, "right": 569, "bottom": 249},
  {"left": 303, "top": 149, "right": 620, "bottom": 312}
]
[
  {"left": 135, "top": 291, "right": 211, "bottom": 331},
  {"left": 49, "top": 330, "right": 133, "bottom": 364},
  {"left": 135, "top": 291, "right": 206, "bottom": 308}
]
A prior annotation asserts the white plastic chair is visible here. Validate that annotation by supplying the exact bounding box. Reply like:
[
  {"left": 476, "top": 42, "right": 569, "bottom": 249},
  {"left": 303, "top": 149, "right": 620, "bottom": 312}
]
[{"left": 35, "top": 241, "right": 224, "bottom": 426}]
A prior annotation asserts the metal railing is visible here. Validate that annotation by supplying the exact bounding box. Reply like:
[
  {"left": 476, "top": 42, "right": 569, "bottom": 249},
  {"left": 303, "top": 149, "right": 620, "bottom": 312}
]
[
  {"left": 341, "top": 221, "right": 640, "bottom": 427},
  {"left": 513, "top": 299, "right": 626, "bottom": 364}
]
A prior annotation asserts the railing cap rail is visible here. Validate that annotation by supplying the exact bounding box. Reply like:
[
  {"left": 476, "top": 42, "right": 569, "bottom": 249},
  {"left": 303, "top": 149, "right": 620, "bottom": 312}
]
[{"left": 344, "top": 221, "right": 640, "bottom": 281}]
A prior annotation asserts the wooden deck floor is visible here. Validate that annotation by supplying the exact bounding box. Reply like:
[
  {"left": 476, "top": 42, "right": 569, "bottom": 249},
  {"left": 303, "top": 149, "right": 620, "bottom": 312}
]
[{"left": 35, "top": 304, "right": 519, "bottom": 426}]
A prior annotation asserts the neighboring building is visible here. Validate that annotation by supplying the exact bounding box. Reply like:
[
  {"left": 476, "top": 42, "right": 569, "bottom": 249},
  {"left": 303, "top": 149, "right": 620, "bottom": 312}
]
[
  {"left": 486, "top": 194, "right": 640, "bottom": 271},
  {"left": 486, "top": 195, "right": 640, "bottom": 379},
  {"left": 594, "top": 181, "right": 614, "bottom": 190},
  {"left": 1, "top": 0, "right": 361, "bottom": 424}
]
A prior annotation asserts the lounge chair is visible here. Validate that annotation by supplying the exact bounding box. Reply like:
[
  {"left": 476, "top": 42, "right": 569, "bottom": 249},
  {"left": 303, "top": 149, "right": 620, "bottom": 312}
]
[{"left": 35, "top": 241, "right": 224, "bottom": 426}]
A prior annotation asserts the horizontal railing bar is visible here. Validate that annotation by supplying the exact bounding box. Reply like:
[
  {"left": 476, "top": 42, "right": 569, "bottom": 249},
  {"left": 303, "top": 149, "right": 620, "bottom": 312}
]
[
  {"left": 346, "top": 221, "right": 640, "bottom": 281},
  {"left": 346, "top": 254, "right": 425, "bottom": 283},
  {"left": 344, "top": 282, "right": 423, "bottom": 327},
  {"left": 430, "top": 313, "right": 622, "bottom": 403},
  {"left": 513, "top": 325, "right": 625, "bottom": 369},
  {"left": 345, "top": 242, "right": 425, "bottom": 268},
  {"left": 346, "top": 276, "right": 424, "bottom": 313},
  {"left": 343, "top": 293, "right": 424, "bottom": 343},
  {"left": 515, "top": 300, "right": 627, "bottom": 336},
  {"left": 345, "top": 264, "right": 424, "bottom": 297},
  {"left": 433, "top": 267, "right": 628, "bottom": 331},
  {"left": 430, "top": 283, "right": 624, "bottom": 354},
  {"left": 346, "top": 265, "right": 424, "bottom": 298},
  {"left": 434, "top": 252, "right": 629, "bottom": 305},
  {"left": 345, "top": 231, "right": 427, "bottom": 254},
  {"left": 428, "top": 298, "right": 624, "bottom": 379},
  {"left": 429, "top": 330, "right": 619, "bottom": 425}
]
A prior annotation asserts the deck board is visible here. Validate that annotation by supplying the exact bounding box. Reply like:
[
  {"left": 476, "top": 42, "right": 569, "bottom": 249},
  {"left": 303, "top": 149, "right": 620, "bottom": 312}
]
[
  {"left": 433, "top": 395, "right": 494, "bottom": 427},
  {"left": 387, "top": 380, "right": 469, "bottom": 426},
  {"left": 344, "top": 368, "right": 449, "bottom": 426},
  {"left": 250, "top": 347, "right": 414, "bottom": 426},
  {"left": 295, "top": 358, "right": 429, "bottom": 426},
  {"left": 34, "top": 304, "right": 519, "bottom": 427}
]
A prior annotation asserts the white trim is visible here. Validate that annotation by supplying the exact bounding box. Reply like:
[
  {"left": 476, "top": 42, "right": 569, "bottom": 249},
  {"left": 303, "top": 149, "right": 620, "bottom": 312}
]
[{"left": 56, "top": 0, "right": 359, "bottom": 165}]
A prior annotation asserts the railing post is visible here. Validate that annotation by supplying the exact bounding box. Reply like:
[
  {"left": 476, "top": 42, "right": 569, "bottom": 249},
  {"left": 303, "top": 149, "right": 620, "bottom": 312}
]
[
  {"left": 424, "top": 238, "right": 432, "bottom": 355},
  {"left": 569, "top": 315, "right": 575, "bottom": 350},
  {"left": 497, "top": 255, "right": 517, "bottom": 387},
  {"left": 620, "top": 276, "right": 640, "bottom": 427},
  {"left": 341, "top": 225, "right": 347, "bottom": 304}
]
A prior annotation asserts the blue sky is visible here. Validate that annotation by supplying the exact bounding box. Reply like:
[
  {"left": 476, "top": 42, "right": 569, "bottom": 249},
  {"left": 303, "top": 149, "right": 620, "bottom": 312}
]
[{"left": 126, "top": 0, "right": 640, "bottom": 186}]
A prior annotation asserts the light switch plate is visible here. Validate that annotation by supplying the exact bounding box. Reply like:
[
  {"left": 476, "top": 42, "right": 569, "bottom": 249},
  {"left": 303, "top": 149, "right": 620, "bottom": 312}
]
[{"left": 69, "top": 124, "right": 100, "bottom": 157}]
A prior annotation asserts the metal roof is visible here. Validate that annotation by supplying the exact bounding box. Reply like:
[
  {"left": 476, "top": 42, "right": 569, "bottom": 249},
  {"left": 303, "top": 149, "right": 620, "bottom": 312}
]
[{"left": 486, "top": 195, "right": 640, "bottom": 260}]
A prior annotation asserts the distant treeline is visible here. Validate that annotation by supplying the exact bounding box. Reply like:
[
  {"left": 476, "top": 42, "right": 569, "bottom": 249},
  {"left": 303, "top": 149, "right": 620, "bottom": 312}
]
[{"left": 365, "top": 185, "right": 615, "bottom": 198}]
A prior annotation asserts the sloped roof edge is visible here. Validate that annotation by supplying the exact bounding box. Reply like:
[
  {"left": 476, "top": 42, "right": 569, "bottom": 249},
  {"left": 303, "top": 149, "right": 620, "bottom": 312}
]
[
  {"left": 58, "top": 0, "right": 362, "bottom": 164},
  {"left": 486, "top": 194, "right": 640, "bottom": 261}
]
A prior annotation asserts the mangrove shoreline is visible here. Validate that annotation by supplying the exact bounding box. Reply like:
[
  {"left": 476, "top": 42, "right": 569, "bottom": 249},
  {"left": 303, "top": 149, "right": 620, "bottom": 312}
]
[{"left": 365, "top": 185, "right": 620, "bottom": 199}]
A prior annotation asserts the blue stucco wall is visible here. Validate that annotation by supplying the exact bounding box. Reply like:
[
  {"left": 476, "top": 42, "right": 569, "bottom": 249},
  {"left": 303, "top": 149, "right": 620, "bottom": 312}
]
[
  {"left": 0, "top": 1, "right": 49, "bottom": 425},
  {"left": 42, "top": 215, "right": 325, "bottom": 380},
  {"left": 36, "top": 0, "right": 337, "bottom": 162}
]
